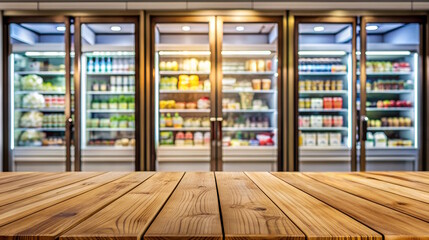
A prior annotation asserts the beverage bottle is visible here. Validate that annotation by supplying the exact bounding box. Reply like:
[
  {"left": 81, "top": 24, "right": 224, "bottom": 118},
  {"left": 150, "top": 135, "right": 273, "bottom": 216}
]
[
  {"left": 129, "top": 76, "right": 135, "bottom": 92},
  {"left": 87, "top": 57, "right": 94, "bottom": 72},
  {"left": 100, "top": 57, "right": 106, "bottom": 72},
  {"left": 116, "top": 76, "right": 123, "bottom": 92},
  {"left": 124, "top": 58, "right": 130, "bottom": 71},
  {"left": 173, "top": 113, "right": 183, "bottom": 128},
  {"left": 94, "top": 57, "right": 100, "bottom": 72},
  {"left": 118, "top": 58, "right": 124, "bottom": 72},
  {"left": 165, "top": 113, "right": 173, "bottom": 127},
  {"left": 160, "top": 114, "right": 166, "bottom": 128},
  {"left": 123, "top": 76, "right": 129, "bottom": 92},
  {"left": 106, "top": 57, "right": 112, "bottom": 72}
]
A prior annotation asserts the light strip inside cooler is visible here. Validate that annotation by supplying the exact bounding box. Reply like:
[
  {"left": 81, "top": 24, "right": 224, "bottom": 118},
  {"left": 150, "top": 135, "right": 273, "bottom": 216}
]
[
  {"left": 347, "top": 53, "right": 352, "bottom": 147},
  {"left": 81, "top": 55, "right": 87, "bottom": 148},
  {"left": 414, "top": 52, "right": 418, "bottom": 147},
  {"left": 10, "top": 54, "right": 15, "bottom": 149},
  {"left": 155, "top": 52, "right": 160, "bottom": 147}
]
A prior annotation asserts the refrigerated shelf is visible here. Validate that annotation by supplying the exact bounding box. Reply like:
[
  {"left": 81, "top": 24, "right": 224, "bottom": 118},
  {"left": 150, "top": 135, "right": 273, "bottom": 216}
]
[
  {"left": 86, "top": 71, "right": 135, "bottom": 76},
  {"left": 299, "top": 72, "right": 347, "bottom": 76},
  {"left": 15, "top": 91, "right": 66, "bottom": 95},
  {"left": 223, "top": 109, "right": 277, "bottom": 113},
  {"left": 87, "top": 109, "right": 134, "bottom": 113},
  {"left": 159, "top": 90, "right": 209, "bottom": 94},
  {"left": 87, "top": 91, "right": 135, "bottom": 95},
  {"left": 358, "top": 72, "right": 413, "bottom": 76},
  {"left": 86, "top": 128, "right": 135, "bottom": 131},
  {"left": 299, "top": 90, "right": 348, "bottom": 95},
  {"left": 160, "top": 127, "right": 210, "bottom": 131},
  {"left": 15, "top": 108, "right": 65, "bottom": 112},
  {"left": 367, "top": 90, "right": 414, "bottom": 94},
  {"left": 366, "top": 107, "right": 414, "bottom": 111},
  {"left": 159, "top": 71, "right": 210, "bottom": 75},
  {"left": 222, "top": 90, "right": 276, "bottom": 94},
  {"left": 223, "top": 71, "right": 276, "bottom": 75},
  {"left": 15, "top": 71, "right": 66, "bottom": 75},
  {"left": 299, "top": 127, "right": 348, "bottom": 131},
  {"left": 223, "top": 127, "right": 276, "bottom": 132},
  {"left": 159, "top": 109, "right": 210, "bottom": 113},
  {"left": 368, "top": 127, "right": 414, "bottom": 131},
  {"left": 15, "top": 128, "right": 65, "bottom": 131},
  {"left": 299, "top": 109, "right": 348, "bottom": 113}
]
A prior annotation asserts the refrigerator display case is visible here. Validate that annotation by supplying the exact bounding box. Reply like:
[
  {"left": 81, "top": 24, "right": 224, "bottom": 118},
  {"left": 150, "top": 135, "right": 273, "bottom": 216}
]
[
  {"left": 76, "top": 20, "right": 138, "bottom": 171},
  {"left": 359, "top": 18, "right": 423, "bottom": 171},
  {"left": 151, "top": 16, "right": 282, "bottom": 171},
  {"left": 296, "top": 20, "right": 356, "bottom": 171},
  {"left": 6, "top": 20, "right": 74, "bottom": 171},
  {"left": 218, "top": 19, "right": 281, "bottom": 171},
  {"left": 153, "top": 19, "right": 215, "bottom": 171}
]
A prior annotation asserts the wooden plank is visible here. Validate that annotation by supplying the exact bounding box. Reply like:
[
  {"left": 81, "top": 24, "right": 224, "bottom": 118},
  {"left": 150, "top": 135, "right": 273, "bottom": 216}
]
[
  {"left": 0, "top": 172, "right": 128, "bottom": 227},
  {"left": 61, "top": 172, "right": 184, "bottom": 240},
  {"left": 0, "top": 172, "right": 154, "bottom": 240},
  {"left": 246, "top": 172, "right": 381, "bottom": 240},
  {"left": 144, "top": 172, "right": 222, "bottom": 240},
  {"left": 362, "top": 172, "right": 429, "bottom": 193},
  {"left": 0, "top": 172, "right": 103, "bottom": 207},
  {"left": 334, "top": 173, "right": 429, "bottom": 204},
  {"left": 216, "top": 172, "right": 305, "bottom": 240},
  {"left": 0, "top": 172, "right": 35, "bottom": 185},
  {"left": 272, "top": 173, "right": 429, "bottom": 240},
  {"left": 0, "top": 172, "right": 70, "bottom": 194},
  {"left": 367, "top": 172, "right": 429, "bottom": 186},
  {"left": 305, "top": 172, "right": 429, "bottom": 223}
]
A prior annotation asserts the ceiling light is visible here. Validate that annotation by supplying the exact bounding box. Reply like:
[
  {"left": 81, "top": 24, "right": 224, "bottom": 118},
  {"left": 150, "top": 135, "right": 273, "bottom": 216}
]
[
  {"left": 235, "top": 26, "right": 244, "bottom": 32},
  {"left": 298, "top": 51, "right": 346, "bottom": 56},
  {"left": 56, "top": 26, "right": 66, "bottom": 32},
  {"left": 222, "top": 51, "right": 271, "bottom": 56},
  {"left": 313, "top": 26, "right": 325, "bottom": 32},
  {"left": 159, "top": 51, "right": 210, "bottom": 56},
  {"left": 110, "top": 26, "right": 122, "bottom": 32},
  {"left": 182, "top": 26, "right": 191, "bottom": 32},
  {"left": 366, "top": 25, "right": 379, "bottom": 31}
]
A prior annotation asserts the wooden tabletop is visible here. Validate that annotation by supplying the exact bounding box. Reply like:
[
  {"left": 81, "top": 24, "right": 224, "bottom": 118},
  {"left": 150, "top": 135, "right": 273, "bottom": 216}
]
[{"left": 0, "top": 172, "right": 428, "bottom": 240}]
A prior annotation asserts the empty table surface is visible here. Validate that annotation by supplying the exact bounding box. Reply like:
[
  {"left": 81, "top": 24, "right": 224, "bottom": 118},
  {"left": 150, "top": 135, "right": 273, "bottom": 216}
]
[{"left": 0, "top": 171, "right": 428, "bottom": 240}]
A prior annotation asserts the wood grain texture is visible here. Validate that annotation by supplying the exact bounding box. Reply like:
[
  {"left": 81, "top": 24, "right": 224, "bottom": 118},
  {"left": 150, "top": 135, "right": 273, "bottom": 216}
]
[
  {"left": 0, "top": 172, "right": 154, "bottom": 240},
  {"left": 306, "top": 172, "right": 429, "bottom": 222},
  {"left": 361, "top": 172, "right": 429, "bottom": 193},
  {"left": 61, "top": 172, "right": 184, "bottom": 240},
  {"left": 0, "top": 172, "right": 102, "bottom": 207},
  {"left": 0, "top": 172, "right": 35, "bottom": 185},
  {"left": 334, "top": 173, "right": 429, "bottom": 204},
  {"left": 246, "top": 172, "right": 380, "bottom": 240},
  {"left": 144, "top": 172, "right": 222, "bottom": 240},
  {"left": 0, "top": 172, "right": 128, "bottom": 227},
  {"left": 366, "top": 172, "right": 429, "bottom": 186},
  {"left": 273, "top": 172, "right": 429, "bottom": 240},
  {"left": 0, "top": 172, "right": 65, "bottom": 193},
  {"left": 216, "top": 172, "right": 304, "bottom": 240}
]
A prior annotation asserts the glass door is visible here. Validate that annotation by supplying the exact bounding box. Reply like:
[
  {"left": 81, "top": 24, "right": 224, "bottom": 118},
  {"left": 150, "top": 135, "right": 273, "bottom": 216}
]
[
  {"left": 359, "top": 17, "right": 423, "bottom": 171},
  {"left": 5, "top": 17, "right": 73, "bottom": 171},
  {"left": 152, "top": 17, "right": 216, "bottom": 171},
  {"left": 296, "top": 18, "right": 357, "bottom": 171},
  {"left": 75, "top": 17, "right": 139, "bottom": 171},
  {"left": 217, "top": 17, "right": 282, "bottom": 171}
]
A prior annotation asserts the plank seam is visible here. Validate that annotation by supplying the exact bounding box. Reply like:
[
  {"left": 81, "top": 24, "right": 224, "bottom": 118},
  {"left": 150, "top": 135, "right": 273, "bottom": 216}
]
[
  {"left": 0, "top": 172, "right": 106, "bottom": 208},
  {"left": 41, "top": 172, "right": 156, "bottom": 239},
  {"left": 214, "top": 171, "right": 225, "bottom": 240},
  {"left": 141, "top": 172, "right": 186, "bottom": 240},
  {"left": 269, "top": 172, "right": 386, "bottom": 240},
  {"left": 364, "top": 172, "right": 429, "bottom": 192},
  {"left": 344, "top": 173, "right": 429, "bottom": 204},
  {"left": 0, "top": 172, "right": 129, "bottom": 228},
  {"left": 244, "top": 172, "right": 307, "bottom": 239},
  {"left": 304, "top": 173, "right": 429, "bottom": 224}
]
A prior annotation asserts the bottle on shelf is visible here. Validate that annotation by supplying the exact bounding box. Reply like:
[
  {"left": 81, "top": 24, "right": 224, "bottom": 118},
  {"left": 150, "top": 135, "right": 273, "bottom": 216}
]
[
  {"left": 94, "top": 57, "right": 100, "bottom": 73},
  {"left": 100, "top": 57, "right": 106, "bottom": 73},
  {"left": 106, "top": 57, "right": 113, "bottom": 72},
  {"left": 87, "top": 57, "right": 94, "bottom": 72}
]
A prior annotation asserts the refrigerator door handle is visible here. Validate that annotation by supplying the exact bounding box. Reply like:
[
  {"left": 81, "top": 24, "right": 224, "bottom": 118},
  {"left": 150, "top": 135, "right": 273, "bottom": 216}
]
[
  {"left": 361, "top": 116, "right": 368, "bottom": 141},
  {"left": 217, "top": 120, "right": 223, "bottom": 147},
  {"left": 66, "top": 117, "right": 74, "bottom": 128}
]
